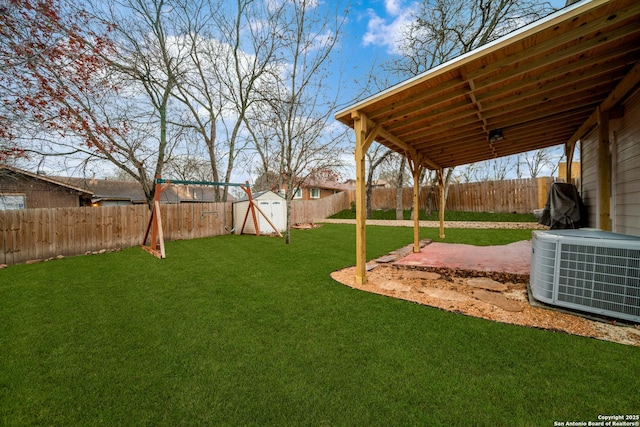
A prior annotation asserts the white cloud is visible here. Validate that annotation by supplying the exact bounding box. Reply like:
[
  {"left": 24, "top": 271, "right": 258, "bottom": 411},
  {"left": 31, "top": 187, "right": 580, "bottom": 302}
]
[
  {"left": 361, "top": 1, "right": 417, "bottom": 54},
  {"left": 384, "top": 0, "right": 402, "bottom": 16}
]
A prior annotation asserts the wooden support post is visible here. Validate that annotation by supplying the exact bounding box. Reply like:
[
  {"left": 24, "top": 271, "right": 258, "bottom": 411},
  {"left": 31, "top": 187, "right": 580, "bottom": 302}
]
[
  {"left": 150, "top": 179, "right": 162, "bottom": 250},
  {"left": 240, "top": 183, "right": 261, "bottom": 235},
  {"left": 352, "top": 112, "right": 379, "bottom": 285},
  {"left": 142, "top": 176, "right": 167, "bottom": 259},
  {"left": 437, "top": 168, "right": 445, "bottom": 239},
  {"left": 354, "top": 113, "right": 368, "bottom": 285},
  {"left": 409, "top": 155, "right": 422, "bottom": 253},
  {"left": 597, "top": 108, "right": 611, "bottom": 231}
]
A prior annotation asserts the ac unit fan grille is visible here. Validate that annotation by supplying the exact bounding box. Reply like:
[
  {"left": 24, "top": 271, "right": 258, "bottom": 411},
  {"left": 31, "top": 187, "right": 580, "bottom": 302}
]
[{"left": 557, "top": 244, "right": 640, "bottom": 319}]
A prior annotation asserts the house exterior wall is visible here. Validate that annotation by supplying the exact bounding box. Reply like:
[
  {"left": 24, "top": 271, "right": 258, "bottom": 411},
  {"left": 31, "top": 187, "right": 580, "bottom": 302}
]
[
  {"left": 580, "top": 129, "right": 599, "bottom": 229},
  {"left": 581, "top": 88, "right": 640, "bottom": 236},
  {"left": 0, "top": 172, "right": 82, "bottom": 209},
  {"left": 296, "top": 187, "right": 336, "bottom": 200},
  {"left": 612, "top": 89, "right": 640, "bottom": 236},
  {"left": 280, "top": 183, "right": 343, "bottom": 201}
]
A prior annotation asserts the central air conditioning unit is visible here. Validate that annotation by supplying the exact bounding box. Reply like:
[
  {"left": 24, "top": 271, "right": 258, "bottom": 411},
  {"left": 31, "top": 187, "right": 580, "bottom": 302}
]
[{"left": 530, "top": 229, "right": 640, "bottom": 323}]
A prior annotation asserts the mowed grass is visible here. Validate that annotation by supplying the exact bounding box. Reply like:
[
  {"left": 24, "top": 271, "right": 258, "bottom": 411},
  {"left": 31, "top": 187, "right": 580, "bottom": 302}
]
[{"left": 1, "top": 225, "right": 638, "bottom": 426}]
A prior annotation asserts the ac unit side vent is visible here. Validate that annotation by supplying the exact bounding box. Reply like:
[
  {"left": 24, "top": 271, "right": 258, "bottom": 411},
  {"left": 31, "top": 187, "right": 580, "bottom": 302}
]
[{"left": 530, "top": 230, "right": 640, "bottom": 323}]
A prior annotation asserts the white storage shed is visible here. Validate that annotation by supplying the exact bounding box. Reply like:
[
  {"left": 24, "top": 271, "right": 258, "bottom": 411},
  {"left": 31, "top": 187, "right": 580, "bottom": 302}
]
[{"left": 233, "top": 190, "right": 286, "bottom": 235}]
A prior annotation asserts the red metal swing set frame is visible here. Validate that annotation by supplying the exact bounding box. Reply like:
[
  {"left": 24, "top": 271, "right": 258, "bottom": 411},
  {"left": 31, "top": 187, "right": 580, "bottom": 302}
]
[{"left": 142, "top": 176, "right": 282, "bottom": 259}]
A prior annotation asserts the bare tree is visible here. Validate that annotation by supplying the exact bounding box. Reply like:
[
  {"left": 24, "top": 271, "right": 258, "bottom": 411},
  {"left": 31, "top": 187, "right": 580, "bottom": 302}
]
[
  {"left": 365, "top": 145, "right": 394, "bottom": 218},
  {"left": 249, "top": 0, "right": 348, "bottom": 244},
  {"left": 376, "top": 152, "right": 411, "bottom": 219},
  {"left": 395, "top": 156, "right": 408, "bottom": 220},
  {"left": 170, "top": 0, "right": 283, "bottom": 201},
  {"left": 455, "top": 163, "right": 478, "bottom": 183},
  {"left": 523, "top": 147, "right": 560, "bottom": 178},
  {"left": 70, "top": 0, "right": 194, "bottom": 205}
]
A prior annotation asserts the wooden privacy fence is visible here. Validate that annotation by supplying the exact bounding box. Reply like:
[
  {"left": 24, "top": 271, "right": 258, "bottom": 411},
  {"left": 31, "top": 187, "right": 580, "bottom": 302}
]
[
  {"left": 370, "top": 177, "right": 553, "bottom": 213},
  {"left": 445, "top": 177, "right": 552, "bottom": 213},
  {"left": 291, "top": 191, "right": 354, "bottom": 224},
  {"left": 0, "top": 203, "right": 232, "bottom": 265},
  {"left": 0, "top": 177, "right": 552, "bottom": 265}
]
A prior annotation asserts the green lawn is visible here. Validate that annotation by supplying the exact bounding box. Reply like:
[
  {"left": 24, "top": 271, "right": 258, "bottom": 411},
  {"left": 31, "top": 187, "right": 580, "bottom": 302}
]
[{"left": 1, "top": 225, "right": 638, "bottom": 426}]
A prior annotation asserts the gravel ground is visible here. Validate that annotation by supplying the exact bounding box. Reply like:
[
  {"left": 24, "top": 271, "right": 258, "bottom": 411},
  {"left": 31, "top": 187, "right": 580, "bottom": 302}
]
[
  {"left": 317, "top": 218, "right": 548, "bottom": 229},
  {"left": 331, "top": 265, "right": 640, "bottom": 346}
]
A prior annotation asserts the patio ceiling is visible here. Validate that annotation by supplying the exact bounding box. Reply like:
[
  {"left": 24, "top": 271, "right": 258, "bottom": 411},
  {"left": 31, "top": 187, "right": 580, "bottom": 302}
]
[{"left": 335, "top": 0, "right": 640, "bottom": 170}]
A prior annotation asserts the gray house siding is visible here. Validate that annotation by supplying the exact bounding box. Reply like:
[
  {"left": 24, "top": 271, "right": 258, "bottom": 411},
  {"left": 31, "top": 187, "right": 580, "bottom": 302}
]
[
  {"left": 613, "top": 89, "right": 640, "bottom": 236},
  {"left": 580, "top": 129, "right": 599, "bottom": 229},
  {"left": 580, "top": 87, "right": 640, "bottom": 236}
]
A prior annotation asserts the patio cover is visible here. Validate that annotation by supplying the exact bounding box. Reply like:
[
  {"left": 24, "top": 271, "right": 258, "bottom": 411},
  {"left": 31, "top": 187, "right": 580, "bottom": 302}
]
[{"left": 335, "top": 0, "right": 640, "bottom": 284}]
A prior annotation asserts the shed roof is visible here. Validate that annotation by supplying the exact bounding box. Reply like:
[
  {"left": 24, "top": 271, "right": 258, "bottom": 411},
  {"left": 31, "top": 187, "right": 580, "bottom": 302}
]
[
  {"left": 234, "top": 190, "right": 284, "bottom": 203},
  {"left": 335, "top": 0, "right": 640, "bottom": 169}
]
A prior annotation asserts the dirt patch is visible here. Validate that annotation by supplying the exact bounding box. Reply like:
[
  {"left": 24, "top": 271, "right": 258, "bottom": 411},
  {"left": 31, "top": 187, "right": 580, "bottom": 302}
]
[
  {"left": 293, "top": 223, "right": 323, "bottom": 230},
  {"left": 331, "top": 264, "right": 640, "bottom": 347}
]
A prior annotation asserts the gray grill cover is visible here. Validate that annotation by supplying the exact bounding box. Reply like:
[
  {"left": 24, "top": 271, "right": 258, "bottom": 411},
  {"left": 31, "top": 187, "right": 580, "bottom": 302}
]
[{"left": 539, "top": 183, "right": 587, "bottom": 229}]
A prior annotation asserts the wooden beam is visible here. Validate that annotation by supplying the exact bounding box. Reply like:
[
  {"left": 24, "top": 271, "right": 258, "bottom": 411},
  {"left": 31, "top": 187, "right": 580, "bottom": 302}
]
[
  {"left": 363, "top": 124, "right": 381, "bottom": 151},
  {"left": 141, "top": 201, "right": 165, "bottom": 259},
  {"left": 482, "top": 82, "right": 615, "bottom": 122},
  {"left": 467, "top": 1, "right": 640, "bottom": 84},
  {"left": 601, "top": 62, "right": 640, "bottom": 112},
  {"left": 476, "top": 53, "right": 632, "bottom": 106},
  {"left": 142, "top": 177, "right": 167, "bottom": 259},
  {"left": 369, "top": 87, "right": 469, "bottom": 125},
  {"left": 378, "top": 127, "right": 440, "bottom": 170},
  {"left": 567, "top": 62, "right": 640, "bottom": 148}
]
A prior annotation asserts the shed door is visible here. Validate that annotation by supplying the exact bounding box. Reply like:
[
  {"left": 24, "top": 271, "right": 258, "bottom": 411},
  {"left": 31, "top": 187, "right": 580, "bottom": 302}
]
[{"left": 258, "top": 200, "right": 285, "bottom": 232}]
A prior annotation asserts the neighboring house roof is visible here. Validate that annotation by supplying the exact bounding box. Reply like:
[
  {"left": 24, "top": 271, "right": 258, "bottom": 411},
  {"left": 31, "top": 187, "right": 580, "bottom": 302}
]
[
  {"left": 0, "top": 166, "right": 94, "bottom": 196},
  {"left": 2, "top": 166, "right": 237, "bottom": 203},
  {"left": 60, "top": 177, "right": 233, "bottom": 204},
  {"left": 60, "top": 177, "right": 147, "bottom": 203},
  {"left": 302, "top": 179, "right": 355, "bottom": 192},
  {"left": 342, "top": 179, "right": 386, "bottom": 188}
]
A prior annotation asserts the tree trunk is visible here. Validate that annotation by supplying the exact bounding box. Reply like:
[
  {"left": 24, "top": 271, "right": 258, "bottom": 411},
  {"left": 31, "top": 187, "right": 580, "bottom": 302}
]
[{"left": 366, "top": 167, "right": 375, "bottom": 219}]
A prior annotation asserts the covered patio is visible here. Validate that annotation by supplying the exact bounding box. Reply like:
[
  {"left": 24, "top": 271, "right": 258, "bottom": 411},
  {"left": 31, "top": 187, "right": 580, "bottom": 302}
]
[{"left": 335, "top": 0, "right": 640, "bottom": 285}]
